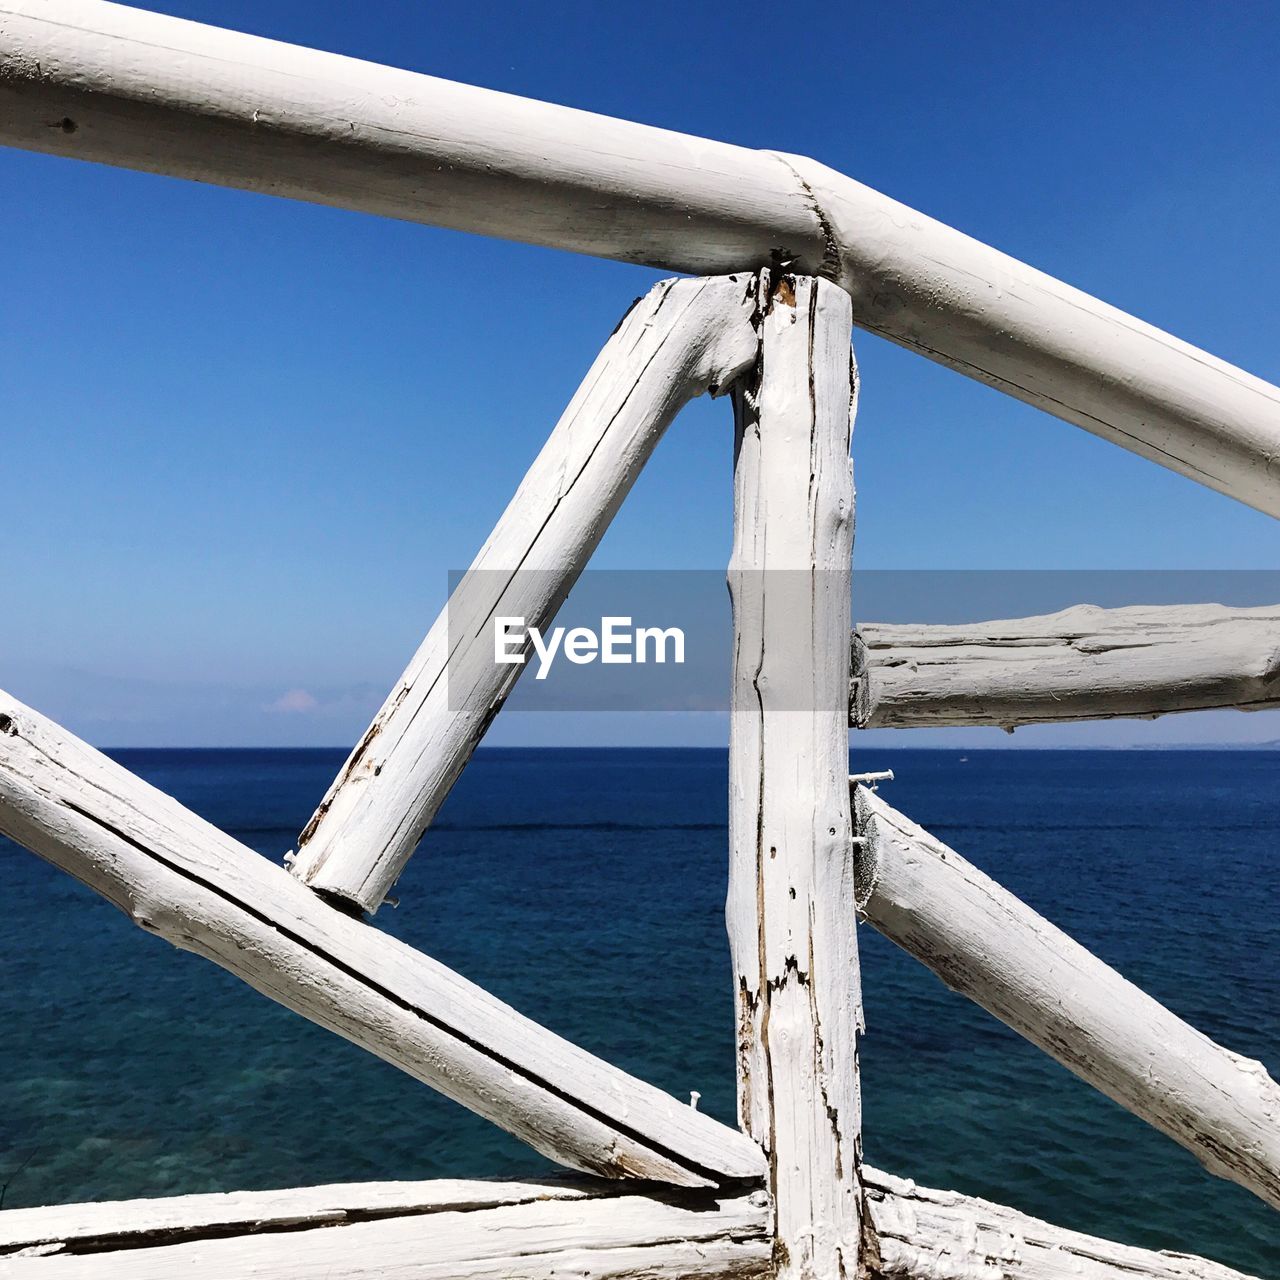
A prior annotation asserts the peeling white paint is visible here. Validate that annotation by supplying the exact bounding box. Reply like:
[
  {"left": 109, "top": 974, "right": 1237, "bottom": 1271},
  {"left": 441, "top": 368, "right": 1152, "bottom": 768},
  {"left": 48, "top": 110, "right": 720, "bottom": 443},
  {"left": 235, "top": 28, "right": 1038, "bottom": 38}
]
[
  {"left": 727, "top": 273, "right": 862, "bottom": 1280},
  {"left": 853, "top": 604, "right": 1280, "bottom": 730},
  {"left": 855, "top": 787, "right": 1280, "bottom": 1210},
  {"left": 290, "top": 275, "right": 759, "bottom": 914}
]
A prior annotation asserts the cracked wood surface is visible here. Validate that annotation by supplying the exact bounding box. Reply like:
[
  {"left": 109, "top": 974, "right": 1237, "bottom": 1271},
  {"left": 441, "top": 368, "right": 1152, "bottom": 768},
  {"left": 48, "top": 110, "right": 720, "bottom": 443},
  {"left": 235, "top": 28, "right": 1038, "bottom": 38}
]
[
  {"left": 0, "top": 689, "right": 766, "bottom": 1190},
  {"left": 3, "top": 2, "right": 1280, "bottom": 516},
  {"left": 727, "top": 274, "right": 863, "bottom": 1279},
  {"left": 0, "top": 1179, "right": 605, "bottom": 1256},
  {"left": 852, "top": 604, "right": 1280, "bottom": 730},
  {"left": 0, "top": 1180, "right": 770, "bottom": 1278},
  {"left": 855, "top": 787, "right": 1280, "bottom": 1210},
  {"left": 863, "top": 1169, "right": 1262, "bottom": 1280},
  {"left": 2, "top": 1172, "right": 1260, "bottom": 1280},
  {"left": 290, "top": 274, "right": 759, "bottom": 914}
]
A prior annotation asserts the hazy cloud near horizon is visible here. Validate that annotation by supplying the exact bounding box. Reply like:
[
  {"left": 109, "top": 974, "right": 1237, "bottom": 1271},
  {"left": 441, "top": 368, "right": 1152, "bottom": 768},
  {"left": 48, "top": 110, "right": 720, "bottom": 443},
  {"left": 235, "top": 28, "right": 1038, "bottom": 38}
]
[{"left": 3, "top": 663, "right": 387, "bottom": 749}]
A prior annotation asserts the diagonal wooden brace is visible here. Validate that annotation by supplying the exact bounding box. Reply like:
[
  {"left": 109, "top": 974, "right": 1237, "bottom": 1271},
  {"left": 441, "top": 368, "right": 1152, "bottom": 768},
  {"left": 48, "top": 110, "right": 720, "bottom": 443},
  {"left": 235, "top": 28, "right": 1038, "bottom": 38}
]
[
  {"left": 290, "top": 274, "right": 760, "bottom": 914},
  {"left": 0, "top": 689, "right": 765, "bottom": 1189},
  {"left": 855, "top": 785, "right": 1280, "bottom": 1210}
]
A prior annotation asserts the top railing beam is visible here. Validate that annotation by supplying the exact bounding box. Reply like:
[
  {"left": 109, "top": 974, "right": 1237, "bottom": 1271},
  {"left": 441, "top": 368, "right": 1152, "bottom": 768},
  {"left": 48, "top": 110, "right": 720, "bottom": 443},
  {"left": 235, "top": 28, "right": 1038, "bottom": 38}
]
[{"left": 2, "top": 0, "right": 1279, "bottom": 517}]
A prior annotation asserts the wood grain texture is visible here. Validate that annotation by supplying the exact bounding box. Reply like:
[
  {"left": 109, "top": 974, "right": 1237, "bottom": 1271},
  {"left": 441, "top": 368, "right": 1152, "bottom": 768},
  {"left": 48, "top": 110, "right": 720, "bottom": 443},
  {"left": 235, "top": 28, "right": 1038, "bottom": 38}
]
[
  {"left": 0, "top": 689, "right": 766, "bottom": 1189},
  {"left": 289, "top": 274, "right": 759, "bottom": 913},
  {"left": 727, "top": 274, "right": 863, "bottom": 1279},
  {"left": 0, "top": 1179, "right": 610, "bottom": 1256},
  {"left": 4, "top": 1173, "right": 1259, "bottom": 1280},
  {"left": 863, "top": 1169, "right": 1262, "bottom": 1280},
  {"left": 852, "top": 603, "right": 1280, "bottom": 730},
  {"left": 0, "top": 1181, "right": 771, "bottom": 1278},
  {"left": 784, "top": 155, "right": 1280, "bottom": 518},
  {"left": 854, "top": 787, "right": 1280, "bottom": 1210},
  {"left": 2, "top": 2, "right": 1278, "bottom": 515}
]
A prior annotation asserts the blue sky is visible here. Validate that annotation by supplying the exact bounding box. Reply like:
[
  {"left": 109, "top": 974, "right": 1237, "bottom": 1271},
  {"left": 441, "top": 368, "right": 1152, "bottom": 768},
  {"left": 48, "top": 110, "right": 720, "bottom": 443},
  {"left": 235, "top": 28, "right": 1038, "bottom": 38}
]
[{"left": 3, "top": 0, "right": 1279, "bottom": 747}]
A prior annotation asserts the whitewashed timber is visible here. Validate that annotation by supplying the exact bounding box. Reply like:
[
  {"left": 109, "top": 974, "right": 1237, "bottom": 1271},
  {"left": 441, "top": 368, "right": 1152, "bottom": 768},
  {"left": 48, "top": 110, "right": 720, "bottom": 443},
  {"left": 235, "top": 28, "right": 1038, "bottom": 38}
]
[
  {"left": 0, "top": 1183, "right": 770, "bottom": 1278},
  {"left": 2, "top": 1172, "right": 1262, "bottom": 1280},
  {"left": 854, "top": 786, "right": 1280, "bottom": 1210},
  {"left": 0, "top": 0, "right": 1276, "bottom": 1260},
  {"left": 863, "top": 1169, "right": 1264, "bottom": 1280},
  {"left": 853, "top": 603, "right": 1280, "bottom": 729},
  {"left": 2, "top": 2, "right": 1279, "bottom": 515},
  {"left": 727, "top": 275, "right": 863, "bottom": 1279},
  {"left": 0, "top": 1179, "right": 608, "bottom": 1255},
  {"left": 290, "top": 275, "right": 758, "bottom": 913},
  {"left": 0, "top": 690, "right": 766, "bottom": 1189}
]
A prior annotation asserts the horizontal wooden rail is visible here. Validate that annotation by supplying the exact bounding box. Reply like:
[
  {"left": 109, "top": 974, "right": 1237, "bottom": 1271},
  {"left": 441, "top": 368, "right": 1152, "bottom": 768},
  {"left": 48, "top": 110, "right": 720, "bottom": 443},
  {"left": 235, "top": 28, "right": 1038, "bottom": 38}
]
[
  {"left": 0, "top": 1172, "right": 1261, "bottom": 1280},
  {"left": 864, "top": 1168, "right": 1262, "bottom": 1280},
  {"left": 854, "top": 787, "right": 1280, "bottom": 1210},
  {"left": 0, "top": 1179, "right": 770, "bottom": 1278},
  {"left": 3, "top": 2, "right": 1280, "bottom": 515},
  {"left": 291, "top": 274, "right": 758, "bottom": 914},
  {"left": 0, "top": 1179, "right": 607, "bottom": 1256},
  {"left": 0, "top": 689, "right": 765, "bottom": 1190},
  {"left": 851, "top": 603, "right": 1280, "bottom": 730}
]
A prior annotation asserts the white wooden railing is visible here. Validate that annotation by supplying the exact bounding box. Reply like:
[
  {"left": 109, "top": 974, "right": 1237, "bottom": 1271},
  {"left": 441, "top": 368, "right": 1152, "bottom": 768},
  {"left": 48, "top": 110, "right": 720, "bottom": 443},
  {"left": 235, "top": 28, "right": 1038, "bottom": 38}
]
[{"left": 0, "top": 4, "right": 1277, "bottom": 1279}]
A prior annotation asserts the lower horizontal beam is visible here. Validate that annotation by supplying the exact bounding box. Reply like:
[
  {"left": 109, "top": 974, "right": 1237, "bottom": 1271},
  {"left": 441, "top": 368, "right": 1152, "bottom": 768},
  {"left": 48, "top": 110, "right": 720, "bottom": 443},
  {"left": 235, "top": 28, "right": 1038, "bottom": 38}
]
[
  {"left": 863, "top": 1168, "right": 1260, "bottom": 1280},
  {"left": 1, "top": 1173, "right": 1260, "bottom": 1280},
  {"left": 0, "top": 1178, "right": 604, "bottom": 1258},
  {"left": 0, "top": 689, "right": 764, "bottom": 1189},
  {"left": 0, "top": 1180, "right": 770, "bottom": 1278},
  {"left": 854, "top": 788, "right": 1280, "bottom": 1210},
  {"left": 852, "top": 603, "right": 1280, "bottom": 730}
]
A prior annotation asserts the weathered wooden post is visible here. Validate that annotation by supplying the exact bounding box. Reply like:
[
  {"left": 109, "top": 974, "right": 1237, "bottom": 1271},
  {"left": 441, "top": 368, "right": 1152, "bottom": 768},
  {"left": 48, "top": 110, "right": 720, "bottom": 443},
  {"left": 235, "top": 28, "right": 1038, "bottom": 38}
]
[
  {"left": 3, "top": 10, "right": 1279, "bottom": 1273},
  {"left": 727, "top": 272, "right": 864, "bottom": 1278}
]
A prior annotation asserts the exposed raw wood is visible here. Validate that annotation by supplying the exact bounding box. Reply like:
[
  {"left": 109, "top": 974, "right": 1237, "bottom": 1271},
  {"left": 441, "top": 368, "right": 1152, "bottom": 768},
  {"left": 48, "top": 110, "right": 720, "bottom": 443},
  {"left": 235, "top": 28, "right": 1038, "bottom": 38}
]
[
  {"left": 3, "top": 2, "right": 1280, "bottom": 515},
  {"left": 4, "top": 1172, "right": 1259, "bottom": 1280},
  {"left": 727, "top": 274, "right": 862, "bottom": 1278},
  {"left": 863, "top": 1168, "right": 1263, "bottom": 1280},
  {"left": 0, "top": 689, "right": 766, "bottom": 1189},
  {"left": 852, "top": 603, "right": 1280, "bottom": 730},
  {"left": 854, "top": 787, "right": 1280, "bottom": 1210},
  {"left": 0, "top": 1180, "right": 770, "bottom": 1277},
  {"left": 289, "top": 275, "right": 758, "bottom": 913}
]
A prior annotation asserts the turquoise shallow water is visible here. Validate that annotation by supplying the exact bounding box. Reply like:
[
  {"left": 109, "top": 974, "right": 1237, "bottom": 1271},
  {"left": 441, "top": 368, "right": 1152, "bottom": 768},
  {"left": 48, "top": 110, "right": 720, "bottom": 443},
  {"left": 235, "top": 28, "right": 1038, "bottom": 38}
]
[{"left": 1, "top": 747, "right": 1277, "bottom": 1275}]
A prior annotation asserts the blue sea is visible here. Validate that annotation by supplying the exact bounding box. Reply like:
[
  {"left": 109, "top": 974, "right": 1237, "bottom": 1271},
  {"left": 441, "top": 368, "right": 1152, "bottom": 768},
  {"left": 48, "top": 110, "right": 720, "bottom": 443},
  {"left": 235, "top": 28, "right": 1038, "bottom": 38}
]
[{"left": 1, "top": 748, "right": 1277, "bottom": 1276}]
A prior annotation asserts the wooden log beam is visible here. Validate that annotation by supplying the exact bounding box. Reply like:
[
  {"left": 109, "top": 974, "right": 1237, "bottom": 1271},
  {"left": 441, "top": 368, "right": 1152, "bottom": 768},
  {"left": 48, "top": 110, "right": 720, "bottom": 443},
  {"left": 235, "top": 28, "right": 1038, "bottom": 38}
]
[
  {"left": 290, "top": 274, "right": 758, "bottom": 914},
  {"left": 0, "top": 1179, "right": 771, "bottom": 1277},
  {"left": 0, "top": 689, "right": 766, "bottom": 1190},
  {"left": 862, "top": 1168, "right": 1263, "bottom": 1280},
  {"left": 0, "top": 1179, "right": 610, "bottom": 1257},
  {"left": 852, "top": 603, "right": 1280, "bottom": 730},
  {"left": 727, "top": 274, "right": 863, "bottom": 1278},
  {"left": 854, "top": 787, "right": 1280, "bottom": 1210},
  {"left": 2, "top": 1172, "right": 1261, "bottom": 1280},
  {"left": 3, "top": 2, "right": 1279, "bottom": 516}
]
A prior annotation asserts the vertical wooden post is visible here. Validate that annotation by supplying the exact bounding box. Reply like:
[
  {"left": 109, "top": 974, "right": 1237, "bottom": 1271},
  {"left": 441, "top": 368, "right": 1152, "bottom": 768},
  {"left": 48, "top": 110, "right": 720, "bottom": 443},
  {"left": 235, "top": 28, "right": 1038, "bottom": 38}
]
[{"left": 727, "top": 273, "right": 863, "bottom": 1279}]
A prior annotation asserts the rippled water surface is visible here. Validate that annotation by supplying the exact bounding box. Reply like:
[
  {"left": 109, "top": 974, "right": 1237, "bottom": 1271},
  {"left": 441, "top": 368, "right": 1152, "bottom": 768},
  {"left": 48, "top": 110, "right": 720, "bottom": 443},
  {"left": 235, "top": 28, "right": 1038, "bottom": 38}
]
[{"left": 1, "top": 748, "right": 1277, "bottom": 1275}]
